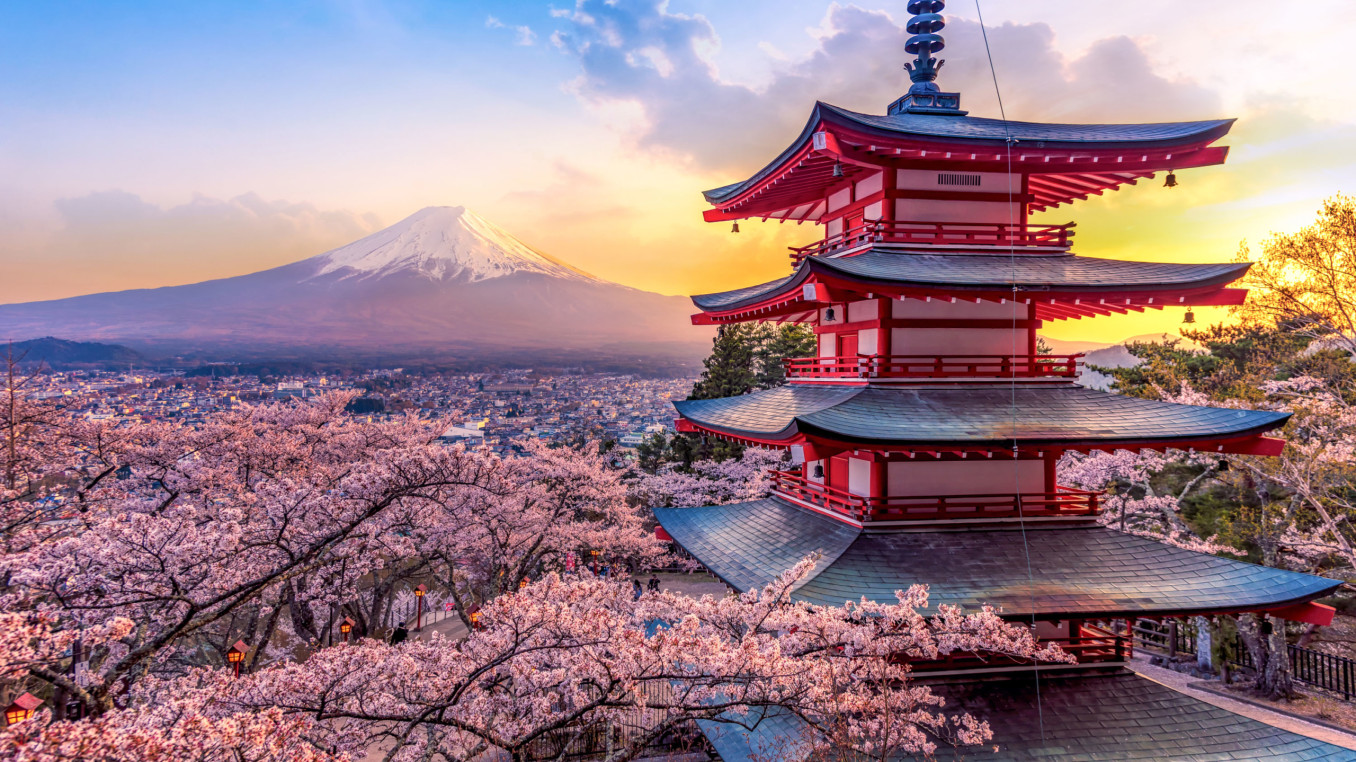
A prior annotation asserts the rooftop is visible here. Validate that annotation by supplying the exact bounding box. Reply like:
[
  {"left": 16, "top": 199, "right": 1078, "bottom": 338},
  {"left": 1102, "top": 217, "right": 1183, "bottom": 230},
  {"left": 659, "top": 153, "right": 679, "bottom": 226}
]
[
  {"left": 652, "top": 498, "right": 1339, "bottom": 618},
  {"left": 698, "top": 671, "right": 1355, "bottom": 761},
  {"left": 673, "top": 383, "right": 1288, "bottom": 450}
]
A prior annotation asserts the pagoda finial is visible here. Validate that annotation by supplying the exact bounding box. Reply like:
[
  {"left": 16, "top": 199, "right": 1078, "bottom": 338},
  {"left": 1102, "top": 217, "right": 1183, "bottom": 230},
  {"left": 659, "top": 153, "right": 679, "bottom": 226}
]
[{"left": 888, "top": 0, "right": 967, "bottom": 116}]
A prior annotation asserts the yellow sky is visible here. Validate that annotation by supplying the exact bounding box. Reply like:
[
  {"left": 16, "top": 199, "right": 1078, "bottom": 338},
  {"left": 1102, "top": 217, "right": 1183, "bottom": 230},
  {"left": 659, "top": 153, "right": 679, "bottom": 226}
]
[{"left": 3, "top": 1, "right": 1353, "bottom": 346}]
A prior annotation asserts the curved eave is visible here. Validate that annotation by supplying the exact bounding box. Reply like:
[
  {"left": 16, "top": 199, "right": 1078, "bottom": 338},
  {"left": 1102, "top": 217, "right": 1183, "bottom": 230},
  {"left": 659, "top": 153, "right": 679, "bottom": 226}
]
[
  {"left": 672, "top": 385, "right": 1291, "bottom": 456},
  {"left": 653, "top": 499, "right": 1342, "bottom": 619},
  {"left": 691, "top": 254, "right": 1252, "bottom": 324},
  {"left": 703, "top": 102, "right": 1235, "bottom": 217}
]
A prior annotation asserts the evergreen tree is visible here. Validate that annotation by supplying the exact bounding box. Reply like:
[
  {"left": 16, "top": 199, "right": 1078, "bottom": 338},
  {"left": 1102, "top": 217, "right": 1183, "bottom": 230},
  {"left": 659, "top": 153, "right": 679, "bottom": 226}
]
[{"left": 688, "top": 325, "right": 759, "bottom": 400}]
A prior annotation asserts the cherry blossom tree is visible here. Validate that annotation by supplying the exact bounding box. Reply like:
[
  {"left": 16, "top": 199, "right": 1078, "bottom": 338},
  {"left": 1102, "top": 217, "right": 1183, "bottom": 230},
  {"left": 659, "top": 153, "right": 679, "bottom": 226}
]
[
  {"left": 233, "top": 561, "right": 1070, "bottom": 762},
  {"left": 628, "top": 447, "right": 786, "bottom": 508}
]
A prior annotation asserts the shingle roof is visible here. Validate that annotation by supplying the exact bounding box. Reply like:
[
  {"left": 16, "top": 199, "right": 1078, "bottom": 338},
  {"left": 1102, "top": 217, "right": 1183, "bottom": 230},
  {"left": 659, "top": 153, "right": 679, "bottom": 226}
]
[
  {"left": 703, "top": 102, "right": 1235, "bottom": 204},
  {"left": 672, "top": 384, "right": 1289, "bottom": 447},
  {"left": 699, "top": 671, "right": 1356, "bottom": 761},
  {"left": 690, "top": 251, "right": 1249, "bottom": 312},
  {"left": 653, "top": 498, "right": 1340, "bottom": 617}
]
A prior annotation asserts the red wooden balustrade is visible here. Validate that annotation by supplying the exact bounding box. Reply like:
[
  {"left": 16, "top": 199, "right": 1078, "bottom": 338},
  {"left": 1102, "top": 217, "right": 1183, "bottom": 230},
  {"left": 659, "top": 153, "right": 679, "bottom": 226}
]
[
  {"left": 784, "top": 354, "right": 1082, "bottom": 380},
  {"left": 789, "top": 220, "right": 1075, "bottom": 263},
  {"left": 769, "top": 470, "right": 1101, "bottom": 522},
  {"left": 909, "top": 624, "right": 1130, "bottom": 672}
]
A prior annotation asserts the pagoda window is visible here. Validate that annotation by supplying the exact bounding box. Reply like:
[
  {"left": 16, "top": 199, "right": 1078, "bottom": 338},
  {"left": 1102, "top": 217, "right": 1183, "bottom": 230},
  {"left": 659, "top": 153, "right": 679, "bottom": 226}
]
[{"left": 885, "top": 460, "right": 1046, "bottom": 498}]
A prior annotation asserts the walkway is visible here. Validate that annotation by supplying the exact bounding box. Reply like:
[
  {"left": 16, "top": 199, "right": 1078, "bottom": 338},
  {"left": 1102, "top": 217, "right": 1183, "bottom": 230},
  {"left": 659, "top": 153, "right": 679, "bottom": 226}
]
[{"left": 1128, "top": 653, "right": 1356, "bottom": 751}]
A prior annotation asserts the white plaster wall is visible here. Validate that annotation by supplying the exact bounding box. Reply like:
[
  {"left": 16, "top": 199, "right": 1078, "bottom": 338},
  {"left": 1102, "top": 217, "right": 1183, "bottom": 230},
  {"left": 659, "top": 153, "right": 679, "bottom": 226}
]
[
  {"left": 1034, "top": 620, "right": 1070, "bottom": 639},
  {"left": 847, "top": 458, "right": 872, "bottom": 497},
  {"left": 896, "top": 169, "right": 1019, "bottom": 193},
  {"left": 826, "top": 218, "right": 844, "bottom": 238},
  {"left": 820, "top": 305, "right": 847, "bottom": 325},
  {"left": 847, "top": 300, "right": 879, "bottom": 323},
  {"left": 828, "top": 187, "right": 852, "bottom": 213},
  {"left": 858, "top": 328, "right": 879, "bottom": 355},
  {"left": 885, "top": 460, "right": 1043, "bottom": 496},
  {"left": 891, "top": 327, "right": 1027, "bottom": 356},
  {"left": 894, "top": 198, "right": 1022, "bottom": 224},
  {"left": 864, "top": 200, "right": 884, "bottom": 221},
  {"left": 855, "top": 171, "right": 884, "bottom": 198},
  {"left": 818, "top": 334, "right": 837, "bottom": 358},
  {"left": 891, "top": 299, "right": 1026, "bottom": 320}
]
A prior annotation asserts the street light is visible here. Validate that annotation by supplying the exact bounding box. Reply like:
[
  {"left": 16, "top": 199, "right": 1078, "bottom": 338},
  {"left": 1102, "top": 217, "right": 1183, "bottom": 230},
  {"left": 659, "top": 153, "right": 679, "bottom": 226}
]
[
  {"left": 414, "top": 584, "right": 426, "bottom": 630},
  {"left": 340, "top": 617, "right": 355, "bottom": 643},
  {"left": 226, "top": 640, "right": 248, "bottom": 678},
  {"left": 5, "top": 693, "right": 41, "bottom": 726}
]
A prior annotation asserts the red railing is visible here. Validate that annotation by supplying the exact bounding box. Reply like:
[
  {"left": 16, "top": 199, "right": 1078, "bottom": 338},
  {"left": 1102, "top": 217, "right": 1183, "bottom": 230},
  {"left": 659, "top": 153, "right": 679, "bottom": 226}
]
[
  {"left": 784, "top": 354, "right": 1082, "bottom": 380},
  {"left": 769, "top": 470, "right": 1100, "bottom": 522},
  {"left": 910, "top": 624, "right": 1130, "bottom": 671},
  {"left": 790, "top": 220, "right": 1075, "bottom": 263}
]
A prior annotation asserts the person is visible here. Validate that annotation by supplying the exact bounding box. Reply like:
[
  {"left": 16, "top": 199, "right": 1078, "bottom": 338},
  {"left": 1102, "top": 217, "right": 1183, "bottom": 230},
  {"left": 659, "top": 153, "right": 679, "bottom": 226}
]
[
  {"left": 648, "top": 576, "right": 660, "bottom": 592},
  {"left": 390, "top": 625, "right": 408, "bottom": 645},
  {"left": 632, "top": 579, "right": 643, "bottom": 600}
]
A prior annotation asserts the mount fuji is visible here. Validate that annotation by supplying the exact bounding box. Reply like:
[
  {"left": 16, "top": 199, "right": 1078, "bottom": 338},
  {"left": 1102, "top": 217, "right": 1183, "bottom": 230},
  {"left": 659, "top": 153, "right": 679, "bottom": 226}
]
[{"left": 0, "top": 207, "right": 708, "bottom": 363}]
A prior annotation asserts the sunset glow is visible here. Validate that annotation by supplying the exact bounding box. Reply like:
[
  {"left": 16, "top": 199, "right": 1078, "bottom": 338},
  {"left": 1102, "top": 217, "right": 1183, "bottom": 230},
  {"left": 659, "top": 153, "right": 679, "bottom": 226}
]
[{"left": 3, "top": 1, "right": 1353, "bottom": 345}]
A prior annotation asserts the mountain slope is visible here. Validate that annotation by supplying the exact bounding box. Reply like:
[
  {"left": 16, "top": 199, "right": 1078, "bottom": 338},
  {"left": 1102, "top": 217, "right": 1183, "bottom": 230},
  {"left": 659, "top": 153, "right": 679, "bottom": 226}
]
[{"left": 0, "top": 207, "right": 707, "bottom": 360}]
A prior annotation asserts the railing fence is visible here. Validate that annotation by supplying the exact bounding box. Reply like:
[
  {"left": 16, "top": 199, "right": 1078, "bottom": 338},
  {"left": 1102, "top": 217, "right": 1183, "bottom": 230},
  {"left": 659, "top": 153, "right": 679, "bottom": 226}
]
[{"left": 1133, "top": 618, "right": 1356, "bottom": 701}]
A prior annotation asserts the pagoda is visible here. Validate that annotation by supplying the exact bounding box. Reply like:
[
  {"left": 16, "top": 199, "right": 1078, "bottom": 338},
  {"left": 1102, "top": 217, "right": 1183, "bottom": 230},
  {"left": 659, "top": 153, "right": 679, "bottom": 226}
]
[{"left": 652, "top": 3, "right": 1353, "bottom": 759}]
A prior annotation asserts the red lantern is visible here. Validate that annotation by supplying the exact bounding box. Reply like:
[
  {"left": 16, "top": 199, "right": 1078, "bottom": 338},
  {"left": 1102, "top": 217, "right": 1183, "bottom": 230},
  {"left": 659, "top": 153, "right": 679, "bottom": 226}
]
[
  {"left": 5, "top": 693, "right": 41, "bottom": 726},
  {"left": 340, "top": 617, "right": 355, "bottom": 643},
  {"left": 414, "top": 584, "right": 427, "bottom": 630},
  {"left": 226, "top": 640, "right": 248, "bottom": 678}
]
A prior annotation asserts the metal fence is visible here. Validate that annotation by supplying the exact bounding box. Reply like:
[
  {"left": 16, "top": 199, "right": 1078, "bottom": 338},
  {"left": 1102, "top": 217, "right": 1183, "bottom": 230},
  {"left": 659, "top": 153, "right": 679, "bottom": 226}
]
[{"left": 1133, "top": 618, "right": 1356, "bottom": 700}]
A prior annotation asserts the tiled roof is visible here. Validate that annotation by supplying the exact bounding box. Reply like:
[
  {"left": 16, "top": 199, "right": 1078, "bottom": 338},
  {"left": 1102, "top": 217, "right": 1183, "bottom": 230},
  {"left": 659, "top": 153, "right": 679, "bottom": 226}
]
[
  {"left": 673, "top": 384, "right": 1289, "bottom": 447},
  {"left": 653, "top": 499, "right": 1340, "bottom": 617},
  {"left": 699, "top": 671, "right": 1356, "bottom": 761},
  {"left": 824, "top": 103, "right": 1236, "bottom": 147},
  {"left": 690, "top": 252, "right": 1249, "bottom": 312},
  {"left": 703, "top": 102, "right": 1235, "bottom": 204}
]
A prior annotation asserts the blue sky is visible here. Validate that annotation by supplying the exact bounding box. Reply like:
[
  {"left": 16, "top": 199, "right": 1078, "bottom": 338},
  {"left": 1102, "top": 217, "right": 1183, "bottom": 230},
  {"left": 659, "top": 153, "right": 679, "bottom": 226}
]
[{"left": 3, "top": 1, "right": 1353, "bottom": 340}]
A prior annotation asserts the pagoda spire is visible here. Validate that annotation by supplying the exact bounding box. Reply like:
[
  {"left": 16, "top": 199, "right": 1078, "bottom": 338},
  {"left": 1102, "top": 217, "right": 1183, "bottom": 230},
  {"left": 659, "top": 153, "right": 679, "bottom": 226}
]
[{"left": 888, "top": 0, "right": 967, "bottom": 116}]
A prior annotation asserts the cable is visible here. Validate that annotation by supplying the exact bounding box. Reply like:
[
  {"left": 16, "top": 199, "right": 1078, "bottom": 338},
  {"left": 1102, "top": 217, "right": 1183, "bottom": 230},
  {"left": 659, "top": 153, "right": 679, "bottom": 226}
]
[{"left": 974, "top": 0, "right": 1046, "bottom": 744}]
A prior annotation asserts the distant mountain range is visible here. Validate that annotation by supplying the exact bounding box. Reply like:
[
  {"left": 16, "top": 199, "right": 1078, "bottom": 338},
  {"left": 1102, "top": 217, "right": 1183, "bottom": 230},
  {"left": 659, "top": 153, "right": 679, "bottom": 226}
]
[
  {"left": 5, "top": 337, "right": 146, "bottom": 368},
  {"left": 0, "top": 207, "right": 709, "bottom": 365}
]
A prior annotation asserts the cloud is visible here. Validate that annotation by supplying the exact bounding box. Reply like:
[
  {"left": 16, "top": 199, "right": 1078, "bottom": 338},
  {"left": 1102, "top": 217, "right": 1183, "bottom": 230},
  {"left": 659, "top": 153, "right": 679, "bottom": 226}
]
[
  {"left": 487, "top": 14, "right": 536, "bottom": 46},
  {"left": 2, "top": 192, "right": 383, "bottom": 302},
  {"left": 549, "top": 2, "right": 1222, "bottom": 172}
]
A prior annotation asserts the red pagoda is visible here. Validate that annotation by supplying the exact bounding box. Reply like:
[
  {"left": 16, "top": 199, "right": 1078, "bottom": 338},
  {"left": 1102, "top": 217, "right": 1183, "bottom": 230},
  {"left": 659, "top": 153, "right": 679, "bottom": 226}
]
[{"left": 652, "top": 3, "right": 1352, "bottom": 759}]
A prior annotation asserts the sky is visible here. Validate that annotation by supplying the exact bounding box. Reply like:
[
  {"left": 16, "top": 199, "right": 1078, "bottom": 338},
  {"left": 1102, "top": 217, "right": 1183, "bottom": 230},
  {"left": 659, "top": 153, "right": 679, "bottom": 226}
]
[{"left": 2, "top": 0, "right": 1354, "bottom": 343}]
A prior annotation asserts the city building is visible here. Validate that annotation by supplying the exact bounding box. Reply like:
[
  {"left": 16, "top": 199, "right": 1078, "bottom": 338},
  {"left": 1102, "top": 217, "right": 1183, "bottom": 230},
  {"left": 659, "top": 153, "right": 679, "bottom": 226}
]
[{"left": 651, "top": 3, "right": 1351, "bottom": 758}]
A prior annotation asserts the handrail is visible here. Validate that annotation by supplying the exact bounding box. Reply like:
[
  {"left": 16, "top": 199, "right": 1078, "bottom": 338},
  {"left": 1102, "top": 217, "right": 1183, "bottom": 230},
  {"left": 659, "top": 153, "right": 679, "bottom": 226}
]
[
  {"left": 769, "top": 470, "right": 1101, "bottom": 522},
  {"left": 911, "top": 624, "right": 1129, "bottom": 670},
  {"left": 784, "top": 354, "right": 1083, "bottom": 380},
  {"left": 790, "top": 219, "right": 1075, "bottom": 263}
]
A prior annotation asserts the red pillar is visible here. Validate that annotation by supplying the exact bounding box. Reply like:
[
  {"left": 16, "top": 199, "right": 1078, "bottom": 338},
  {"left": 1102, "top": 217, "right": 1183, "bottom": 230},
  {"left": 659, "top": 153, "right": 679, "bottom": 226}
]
[{"left": 1027, "top": 302, "right": 1039, "bottom": 359}]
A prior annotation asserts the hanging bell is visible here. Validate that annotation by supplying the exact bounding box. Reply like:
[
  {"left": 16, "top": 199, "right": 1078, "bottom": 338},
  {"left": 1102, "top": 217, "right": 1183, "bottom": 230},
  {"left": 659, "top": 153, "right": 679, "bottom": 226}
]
[
  {"left": 825, "top": 306, "right": 837, "bottom": 322},
  {"left": 812, "top": 463, "right": 825, "bottom": 479},
  {"left": 1182, "top": 308, "right": 1196, "bottom": 324},
  {"left": 832, "top": 161, "right": 844, "bottom": 178},
  {"left": 1164, "top": 171, "right": 1178, "bottom": 188},
  {"left": 731, "top": 222, "right": 740, "bottom": 233}
]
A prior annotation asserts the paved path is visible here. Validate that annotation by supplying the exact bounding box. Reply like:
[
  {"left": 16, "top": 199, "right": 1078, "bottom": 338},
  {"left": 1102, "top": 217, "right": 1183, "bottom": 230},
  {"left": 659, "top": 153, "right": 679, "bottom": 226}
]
[{"left": 1128, "top": 653, "right": 1356, "bottom": 750}]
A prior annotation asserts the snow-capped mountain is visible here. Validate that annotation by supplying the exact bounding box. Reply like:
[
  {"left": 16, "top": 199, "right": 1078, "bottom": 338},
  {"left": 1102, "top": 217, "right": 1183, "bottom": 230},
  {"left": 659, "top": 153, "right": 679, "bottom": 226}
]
[
  {"left": 0, "top": 207, "right": 707, "bottom": 362},
  {"left": 307, "top": 207, "right": 597, "bottom": 284}
]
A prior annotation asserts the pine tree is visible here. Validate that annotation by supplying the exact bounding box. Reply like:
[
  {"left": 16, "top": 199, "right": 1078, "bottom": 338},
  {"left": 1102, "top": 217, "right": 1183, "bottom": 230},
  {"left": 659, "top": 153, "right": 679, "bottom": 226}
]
[{"left": 688, "top": 325, "right": 759, "bottom": 400}]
